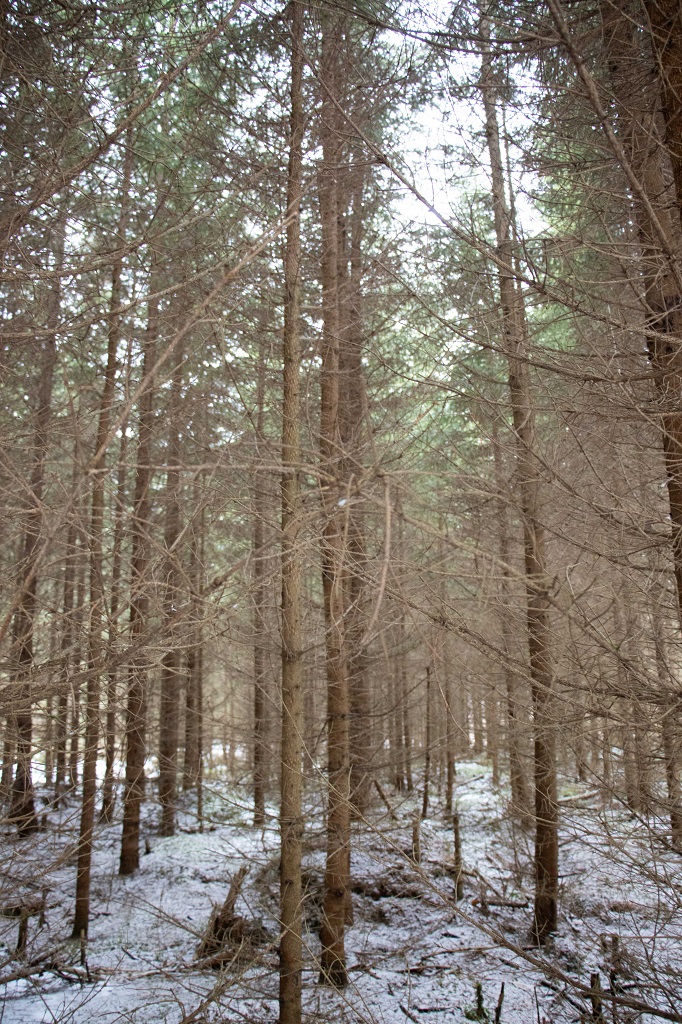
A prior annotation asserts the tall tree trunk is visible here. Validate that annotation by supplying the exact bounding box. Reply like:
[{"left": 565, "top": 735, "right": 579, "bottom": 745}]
[
  {"left": 279, "top": 4, "right": 305, "bottom": 1021},
  {"left": 54, "top": 488, "right": 79, "bottom": 803},
  {"left": 318, "top": 12, "right": 351, "bottom": 987},
  {"left": 0, "top": 722, "right": 14, "bottom": 800},
  {"left": 645, "top": 0, "right": 682, "bottom": 233},
  {"left": 158, "top": 337, "right": 184, "bottom": 838},
  {"left": 73, "top": 134, "right": 132, "bottom": 937},
  {"left": 492, "top": 420, "right": 532, "bottom": 821},
  {"left": 421, "top": 666, "right": 431, "bottom": 819},
  {"left": 183, "top": 488, "right": 204, "bottom": 793},
  {"left": 9, "top": 207, "right": 66, "bottom": 833},
  {"left": 650, "top": 603, "right": 682, "bottom": 848},
  {"left": 444, "top": 655, "right": 456, "bottom": 817},
  {"left": 601, "top": 2, "right": 682, "bottom": 625},
  {"left": 253, "top": 332, "right": 268, "bottom": 827},
  {"left": 120, "top": 262, "right": 159, "bottom": 876},
  {"left": 339, "top": 161, "right": 371, "bottom": 818},
  {"left": 481, "top": 15, "right": 558, "bottom": 942},
  {"left": 100, "top": 425, "right": 128, "bottom": 822}
]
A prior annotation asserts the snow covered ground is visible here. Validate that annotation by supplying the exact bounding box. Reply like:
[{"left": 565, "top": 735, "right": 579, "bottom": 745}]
[{"left": 1, "top": 761, "right": 681, "bottom": 1023}]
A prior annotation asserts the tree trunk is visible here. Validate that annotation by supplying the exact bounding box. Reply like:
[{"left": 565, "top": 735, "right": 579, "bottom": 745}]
[
  {"left": 9, "top": 207, "right": 66, "bottom": 833},
  {"left": 481, "top": 16, "right": 558, "bottom": 942},
  {"left": 318, "top": 11, "right": 351, "bottom": 990},
  {"left": 279, "top": 4, "right": 305, "bottom": 1021},
  {"left": 444, "top": 659, "right": 456, "bottom": 817},
  {"left": 157, "top": 336, "right": 184, "bottom": 839},
  {"left": 339, "top": 160, "right": 371, "bottom": 819},
  {"left": 73, "top": 134, "right": 132, "bottom": 937},
  {"left": 601, "top": 3, "right": 682, "bottom": 623},
  {"left": 492, "top": 421, "right": 532, "bottom": 821},
  {"left": 100, "top": 425, "right": 128, "bottom": 822},
  {"left": 645, "top": 0, "right": 682, "bottom": 234},
  {"left": 183, "top": 490, "right": 204, "bottom": 793},
  {"left": 253, "top": 331, "right": 268, "bottom": 827},
  {"left": 421, "top": 666, "right": 431, "bottom": 819},
  {"left": 120, "top": 261, "right": 159, "bottom": 876},
  {"left": 54, "top": 490, "right": 78, "bottom": 803}
]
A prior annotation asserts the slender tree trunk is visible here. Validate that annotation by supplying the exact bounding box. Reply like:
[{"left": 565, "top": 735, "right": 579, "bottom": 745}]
[
  {"left": 44, "top": 694, "right": 54, "bottom": 787},
  {"left": 73, "top": 135, "right": 132, "bottom": 937},
  {"left": 339, "top": 164, "right": 371, "bottom": 818},
  {"left": 481, "top": 16, "right": 558, "bottom": 942},
  {"left": 486, "top": 687, "right": 500, "bottom": 786},
  {"left": 390, "top": 648, "right": 404, "bottom": 791},
  {"left": 253, "top": 333, "right": 268, "bottom": 827},
  {"left": 120, "top": 261, "right": 159, "bottom": 876},
  {"left": 183, "top": 491, "right": 204, "bottom": 792},
  {"left": 55, "top": 497, "right": 78, "bottom": 803},
  {"left": 100, "top": 427, "right": 128, "bottom": 822},
  {"left": 9, "top": 208, "right": 66, "bottom": 833},
  {"left": 158, "top": 337, "right": 184, "bottom": 838},
  {"left": 421, "top": 666, "right": 431, "bottom": 819},
  {"left": 279, "top": 5, "right": 305, "bottom": 1021},
  {"left": 444, "top": 659, "right": 456, "bottom": 817},
  {"left": 492, "top": 422, "right": 532, "bottom": 820},
  {"left": 0, "top": 723, "right": 14, "bottom": 799},
  {"left": 472, "top": 692, "right": 484, "bottom": 755},
  {"left": 318, "top": 11, "right": 351, "bottom": 989},
  {"left": 651, "top": 608, "right": 682, "bottom": 848}
]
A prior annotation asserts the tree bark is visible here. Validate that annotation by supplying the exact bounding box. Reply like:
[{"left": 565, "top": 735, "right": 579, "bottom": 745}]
[
  {"left": 183, "top": 488, "right": 204, "bottom": 793},
  {"left": 645, "top": 0, "right": 682, "bottom": 233},
  {"left": 157, "top": 336, "right": 184, "bottom": 838},
  {"left": 9, "top": 207, "right": 66, "bottom": 833},
  {"left": 481, "top": 15, "right": 558, "bottom": 942},
  {"left": 100, "top": 425, "right": 128, "bottom": 822},
  {"left": 253, "top": 331, "right": 268, "bottom": 827},
  {"left": 318, "top": 12, "right": 351, "bottom": 987},
  {"left": 492, "top": 420, "right": 532, "bottom": 821},
  {"left": 279, "top": 4, "right": 305, "bottom": 1021},
  {"left": 73, "top": 134, "right": 132, "bottom": 937},
  {"left": 119, "top": 261, "right": 159, "bottom": 875},
  {"left": 421, "top": 666, "right": 432, "bottom": 819}
]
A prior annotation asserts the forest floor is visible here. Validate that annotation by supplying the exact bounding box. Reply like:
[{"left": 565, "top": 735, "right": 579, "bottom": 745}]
[{"left": 1, "top": 759, "right": 681, "bottom": 1024}]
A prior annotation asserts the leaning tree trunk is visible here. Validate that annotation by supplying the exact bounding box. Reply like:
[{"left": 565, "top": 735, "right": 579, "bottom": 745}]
[
  {"left": 279, "top": 4, "right": 305, "bottom": 1022},
  {"left": 481, "top": 14, "right": 558, "bottom": 943}
]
